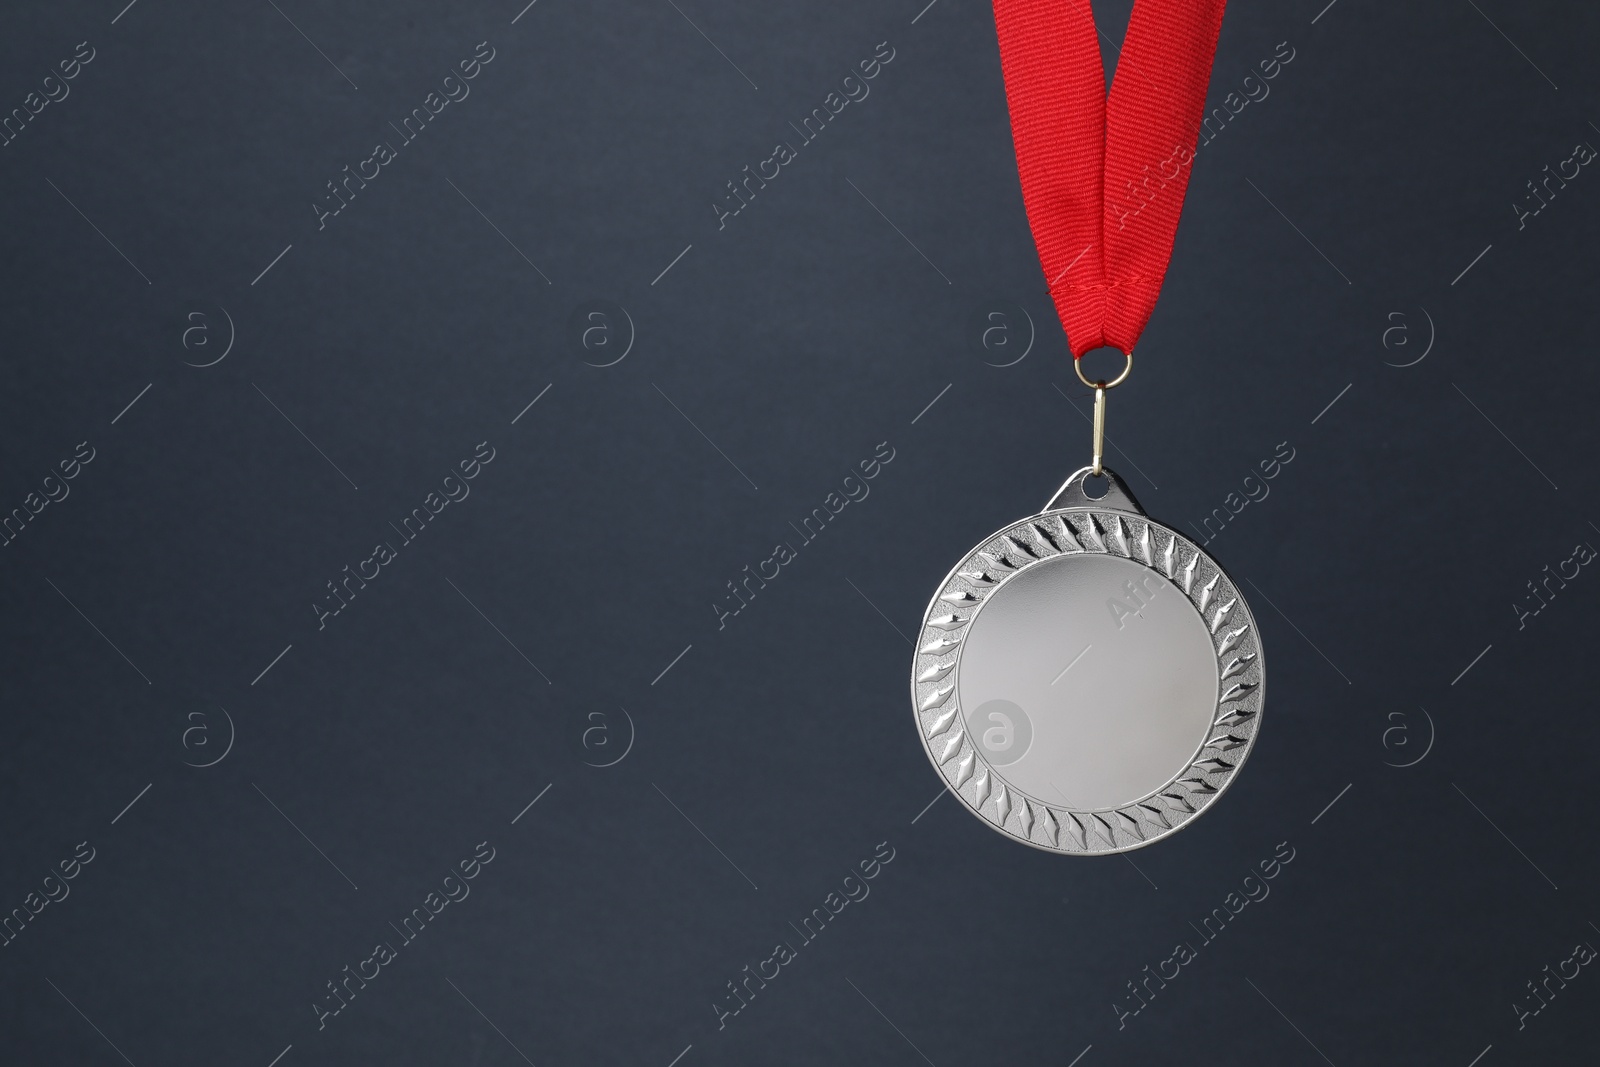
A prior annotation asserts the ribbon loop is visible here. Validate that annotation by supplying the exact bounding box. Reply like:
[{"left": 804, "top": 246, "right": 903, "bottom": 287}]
[{"left": 992, "top": 0, "right": 1228, "bottom": 358}]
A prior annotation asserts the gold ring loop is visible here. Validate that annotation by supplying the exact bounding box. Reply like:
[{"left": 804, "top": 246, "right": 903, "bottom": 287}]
[{"left": 1074, "top": 349, "right": 1133, "bottom": 391}]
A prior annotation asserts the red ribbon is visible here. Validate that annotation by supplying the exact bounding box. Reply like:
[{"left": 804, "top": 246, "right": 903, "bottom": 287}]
[{"left": 992, "top": 0, "right": 1228, "bottom": 358}]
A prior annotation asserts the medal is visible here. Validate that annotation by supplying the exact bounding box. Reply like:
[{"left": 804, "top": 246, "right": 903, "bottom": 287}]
[{"left": 912, "top": 0, "right": 1262, "bottom": 854}]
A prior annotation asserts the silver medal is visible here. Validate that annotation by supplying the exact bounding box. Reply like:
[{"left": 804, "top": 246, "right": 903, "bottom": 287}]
[{"left": 911, "top": 465, "right": 1265, "bottom": 854}]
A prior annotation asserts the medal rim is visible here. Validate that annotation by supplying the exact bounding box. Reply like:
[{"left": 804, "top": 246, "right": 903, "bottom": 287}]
[{"left": 910, "top": 496, "right": 1266, "bottom": 856}]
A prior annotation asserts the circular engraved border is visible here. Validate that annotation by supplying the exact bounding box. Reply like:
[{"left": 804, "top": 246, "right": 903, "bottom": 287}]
[{"left": 910, "top": 506, "right": 1265, "bottom": 855}]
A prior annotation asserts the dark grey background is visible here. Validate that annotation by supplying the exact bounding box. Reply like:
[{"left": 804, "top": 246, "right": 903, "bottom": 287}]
[{"left": 1, "top": 0, "right": 1596, "bottom": 1064}]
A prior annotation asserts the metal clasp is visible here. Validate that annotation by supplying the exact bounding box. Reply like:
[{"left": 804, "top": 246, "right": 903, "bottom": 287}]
[{"left": 1074, "top": 350, "right": 1132, "bottom": 477}]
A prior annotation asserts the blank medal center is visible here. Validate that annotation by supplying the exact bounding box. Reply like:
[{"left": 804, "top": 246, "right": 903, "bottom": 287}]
[{"left": 958, "top": 553, "right": 1218, "bottom": 811}]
